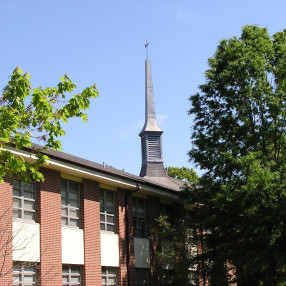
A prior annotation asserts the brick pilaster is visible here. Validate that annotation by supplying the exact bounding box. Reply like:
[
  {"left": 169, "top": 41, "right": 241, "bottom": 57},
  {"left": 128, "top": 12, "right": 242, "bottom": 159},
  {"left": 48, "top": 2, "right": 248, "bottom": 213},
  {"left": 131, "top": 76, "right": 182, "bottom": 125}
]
[
  {"left": 82, "top": 179, "right": 101, "bottom": 286},
  {"left": 116, "top": 189, "right": 128, "bottom": 285},
  {"left": 0, "top": 177, "right": 13, "bottom": 286},
  {"left": 126, "top": 194, "right": 135, "bottom": 286},
  {"left": 38, "top": 168, "right": 62, "bottom": 285}
]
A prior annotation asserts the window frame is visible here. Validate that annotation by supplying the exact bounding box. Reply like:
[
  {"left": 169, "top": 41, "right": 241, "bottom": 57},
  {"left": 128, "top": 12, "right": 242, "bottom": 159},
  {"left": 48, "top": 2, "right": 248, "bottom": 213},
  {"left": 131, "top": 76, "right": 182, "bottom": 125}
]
[
  {"left": 62, "top": 265, "right": 81, "bottom": 286},
  {"left": 100, "top": 189, "right": 116, "bottom": 232},
  {"left": 101, "top": 267, "right": 117, "bottom": 286},
  {"left": 61, "top": 179, "right": 81, "bottom": 228},
  {"left": 13, "top": 180, "right": 36, "bottom": 222},
  {"left": 133, "top": 197, "right": 147, "bottom": 238},
  {"left": 13, "top": 263, "right": 36, "bottom": 286}
]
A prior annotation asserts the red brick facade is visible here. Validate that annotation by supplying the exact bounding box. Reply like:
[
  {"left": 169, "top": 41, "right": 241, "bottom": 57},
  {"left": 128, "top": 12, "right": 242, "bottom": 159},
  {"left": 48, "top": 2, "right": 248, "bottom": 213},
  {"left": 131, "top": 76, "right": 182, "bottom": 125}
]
[
  {"left": 1, "top": 166, "right": 201, "bottom": 286},
  {"left": 0, "top": 177, "right": 13, "bottom": 286},
  {"left": 116, "top": 189, "right": 128, "bottom": 285},
  {"left": 38, "top": 168, "right": 62, "bottom": 285},
  {"left": 82, "top": 179, "right": 101, "bottom": 286}
]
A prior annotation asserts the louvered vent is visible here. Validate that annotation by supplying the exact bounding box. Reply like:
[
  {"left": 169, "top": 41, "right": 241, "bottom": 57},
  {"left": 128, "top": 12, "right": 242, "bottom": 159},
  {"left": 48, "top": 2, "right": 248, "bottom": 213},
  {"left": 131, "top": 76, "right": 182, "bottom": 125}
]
[
  {"left": 141, "top": 137, "right": 147, "bottom": 161},
  {"left": 148, "top": 135, "right": 161, "bottom": 159}
]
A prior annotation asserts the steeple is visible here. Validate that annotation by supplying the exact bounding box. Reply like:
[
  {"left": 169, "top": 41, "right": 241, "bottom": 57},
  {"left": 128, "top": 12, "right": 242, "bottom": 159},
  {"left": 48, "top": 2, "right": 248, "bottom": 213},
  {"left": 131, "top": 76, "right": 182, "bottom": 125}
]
[{"left": 139, "top": 55, "right": 166, "bottom": 178}]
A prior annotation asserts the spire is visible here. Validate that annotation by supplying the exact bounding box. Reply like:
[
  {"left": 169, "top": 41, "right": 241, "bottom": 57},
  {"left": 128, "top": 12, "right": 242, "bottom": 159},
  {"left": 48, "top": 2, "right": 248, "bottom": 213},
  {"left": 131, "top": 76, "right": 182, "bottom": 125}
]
[
  {"left": 139, "top": 59, "right": 163, "bottom": 136},
  {"left": 139, "top": 49, "right": 166, "bottom": 178}
]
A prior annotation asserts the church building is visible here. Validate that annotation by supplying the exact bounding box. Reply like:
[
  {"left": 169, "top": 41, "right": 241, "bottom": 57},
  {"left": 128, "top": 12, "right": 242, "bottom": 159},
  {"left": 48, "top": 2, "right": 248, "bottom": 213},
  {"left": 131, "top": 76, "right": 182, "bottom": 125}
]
[{"left": 0, "top": 55, "right": 195, "bottom": 286}]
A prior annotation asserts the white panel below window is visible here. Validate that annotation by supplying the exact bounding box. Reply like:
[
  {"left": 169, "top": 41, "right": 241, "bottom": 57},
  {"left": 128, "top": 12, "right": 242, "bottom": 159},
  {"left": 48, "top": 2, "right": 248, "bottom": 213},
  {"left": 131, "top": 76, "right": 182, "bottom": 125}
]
[
  {"left": 101, "top": 232, "right": 119, "bottom": 267},
  {"left": 13, "top": 221, "right": 40, "bottom": 262},
  {"left": 134, "top": 237, "right": 150, "bottom": 268},
  {"left": 62, "top": 227, "right": 84, "bottom": 265}
]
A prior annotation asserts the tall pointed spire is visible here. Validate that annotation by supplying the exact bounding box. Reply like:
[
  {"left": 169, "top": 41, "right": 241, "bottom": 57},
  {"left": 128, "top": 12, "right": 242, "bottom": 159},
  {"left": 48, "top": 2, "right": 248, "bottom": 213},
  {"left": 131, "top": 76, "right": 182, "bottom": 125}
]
[
  {"left": 139, "top": 59, "right": 163, "bottom": 135},
  {"left": 139, "top": 49, "right": 166, "bottom": 177}
]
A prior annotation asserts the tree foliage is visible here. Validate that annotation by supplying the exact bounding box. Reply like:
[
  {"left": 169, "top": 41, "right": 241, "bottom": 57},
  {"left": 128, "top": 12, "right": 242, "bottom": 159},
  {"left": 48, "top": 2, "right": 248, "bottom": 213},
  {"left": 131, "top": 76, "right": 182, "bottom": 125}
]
[
  {"left": 149, "top": 216, "right": 198, "bottom": 286},
  {"left": 0, "top": 67, "right": 98, "bottom": 182},
  {"left": 165, "top": 166, "right": 199, "bottom": 183},
  {"left": 185, "top": 25, "right": 286, "bottom": 285}
]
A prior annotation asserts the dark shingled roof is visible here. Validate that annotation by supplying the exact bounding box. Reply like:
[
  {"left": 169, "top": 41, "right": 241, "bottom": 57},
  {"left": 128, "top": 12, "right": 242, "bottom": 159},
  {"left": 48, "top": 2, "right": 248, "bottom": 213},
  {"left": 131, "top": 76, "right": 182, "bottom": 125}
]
[{"left": 26, "top": 144, "right": 185, "bottom": 194}]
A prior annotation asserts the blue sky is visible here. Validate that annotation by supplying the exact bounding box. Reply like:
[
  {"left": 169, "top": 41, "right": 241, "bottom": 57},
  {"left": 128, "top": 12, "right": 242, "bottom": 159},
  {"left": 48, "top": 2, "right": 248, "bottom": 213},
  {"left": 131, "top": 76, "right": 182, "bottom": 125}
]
[{"left": 1, "top": 0, "right": 286, "bottom": 176}]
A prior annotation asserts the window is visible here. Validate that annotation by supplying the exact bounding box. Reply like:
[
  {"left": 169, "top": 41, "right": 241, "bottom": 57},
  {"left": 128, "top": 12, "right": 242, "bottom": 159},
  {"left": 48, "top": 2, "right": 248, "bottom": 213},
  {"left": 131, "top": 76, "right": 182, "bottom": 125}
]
[
  {"left": 13, "top": 180, "right": 36, "bottom": 221},
  {"left": 133, "top": 197, "right": 146, "bottom": 237},
  {"left": 100, "top": 189, "right": 115, "bottom": 232},
  {"left": 13, "top": 263, "right": 36, "bottom": 286},
  {"left": 61, "top": 180, "right": 80, "bottom": 227},
  {"left": 160, "top": 204, "right": 173, "bottom": 222},
  {"left": 102, "top": 267, "right": 117, "bottom": 286},
  {"left": 62, "top": 265, "right": 81, "bottom": 286},
  {"left": 135, "top": 268, "right": 149, "bottom": 286}
]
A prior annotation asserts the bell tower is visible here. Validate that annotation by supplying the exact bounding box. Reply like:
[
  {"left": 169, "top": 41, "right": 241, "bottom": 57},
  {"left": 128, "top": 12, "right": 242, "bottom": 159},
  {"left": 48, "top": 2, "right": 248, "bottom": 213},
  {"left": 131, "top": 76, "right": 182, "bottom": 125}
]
[{"left": 139, "top": 46, "right": 166, "bottom": 177}]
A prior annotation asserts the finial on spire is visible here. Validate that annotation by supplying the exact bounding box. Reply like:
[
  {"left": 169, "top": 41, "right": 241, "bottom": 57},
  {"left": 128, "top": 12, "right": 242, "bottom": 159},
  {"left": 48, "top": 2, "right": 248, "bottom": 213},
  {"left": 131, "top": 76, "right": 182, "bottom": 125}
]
[{"left": 145, "top": 39, "right": 149, "bottom": 59}]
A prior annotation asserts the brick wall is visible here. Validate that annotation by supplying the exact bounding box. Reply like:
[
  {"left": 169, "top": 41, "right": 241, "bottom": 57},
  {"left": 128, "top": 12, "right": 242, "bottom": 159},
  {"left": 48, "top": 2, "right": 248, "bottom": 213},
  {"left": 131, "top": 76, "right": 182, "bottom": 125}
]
[
  {"left": 0, "top": 177, "right": 13, "bottom": 286},
  {"left": 116, "top": 189, "right": 128, "bottom": 285},
  {"left": 82, "top": 179, "right": 101, "bottom": 286},
  {"left": 126, "top": 194, "right": 135, "bottom": 286},
  {"left": 38, "top": 168, "right": 62, "bottom": 285}
]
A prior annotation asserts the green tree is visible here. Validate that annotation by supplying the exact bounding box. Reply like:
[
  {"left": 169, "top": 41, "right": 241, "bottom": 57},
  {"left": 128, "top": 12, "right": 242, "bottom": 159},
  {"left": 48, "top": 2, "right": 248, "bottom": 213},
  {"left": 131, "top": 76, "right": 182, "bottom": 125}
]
[
  {"left": 0, "top": 67, "right": 98, "bottom": 182},
  {"left": 166, "top": 166, "right": 199, "bottom": 183},
  {"left": 149, "top": 216, "right": 198, "bottom": 286},
  {"left": 185, "top": 25, "right": 286, "bottom": 285}
]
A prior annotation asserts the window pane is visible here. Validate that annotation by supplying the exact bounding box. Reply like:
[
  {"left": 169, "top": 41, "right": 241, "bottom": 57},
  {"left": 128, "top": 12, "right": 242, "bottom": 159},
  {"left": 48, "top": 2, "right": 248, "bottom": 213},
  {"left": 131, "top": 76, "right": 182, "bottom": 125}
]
[
  {"left": 61, "top": 180, "right": 67, "bottom": 190},
  {"left": 70, "top": 199, "right": 78, "bottom": 208},
  {"left": 13, "top": 180, "right": 21, "bottom": 188},
  {"left": 108, "top": 268, "right": 117, "bottom": 275},
  {"left": 24, "top": 211, "right": 35, "bottom": 220},
  {"left": 70, "top": 219, "right": 79, "bottom": 227},
  {"left": 61, "top": 198, "right": 67, "bottom": 205},
  {"left": 100, "top": 214, "right": 105, "bottom": 222},
  {"left": 62, "top": 266, "right": 69, "bottom": 273},
  {"left": 106, "top": 207, "right": 114, "bottom": 214},
  {"left": 108, "top": 277, "right": 116, "bottom": 283},
  {"left": 100, "top": 223, "right": 105, "bottom": 231},
  {"left": 71, "top": 266, "right": 80, "bottom": 274},
  {"left": 13, "top": 209, "right": 21, "bottom": 219},
  {"left": 106, "top": 200, "right": 113, "bottom": 208},
  {"left": 70, "top": 208, "right": 79, "bottom": 218},
  {"left": 23, "top": 275, "right": 35, "bottom": 282},
  {"left": 107, "top": 225, "right": 114, "bottom": 232},
  {"left": 13, "top": 274, "right": 20, "bottom": 282},
  {"left": 62, "top": 276, "right": 68, "bottom": 282},
  {"left": 13, "top": 198, "right": 21, "bottom": 208},
  {"left": 62, "top": 217, "right": 68, "bottom": 225},
  {"left": 71, "top": 276, "right": 80, "bottom": 283},
  {"left": 23, "top": 182, "right": 33, "bottom": 191},
  {"left": 106, "top": 191, "right": 113, "bottom": 201},
  {"left": 69, "top": 191, "right": 78, "bottom": 200},
  {"left": 13, "top": 189, "right": 21, "bottom": 197},
  {"left": 107, "top": 215, "right": 114, "bottom": 223},
  {"left": 61, "top": 208, "right": 67, "bottom": 216},
  {"left": 24, "top": 200, "right": 34, "bottom": 210},
  {"left": 24, "top": 191, "right": 35, "bottom": 199},
  {"left": 24, "top": 266, "right": 35, "bottom": 272},
  {"left": 69, "top": 182, "right": 79, "bottom": 192}
]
